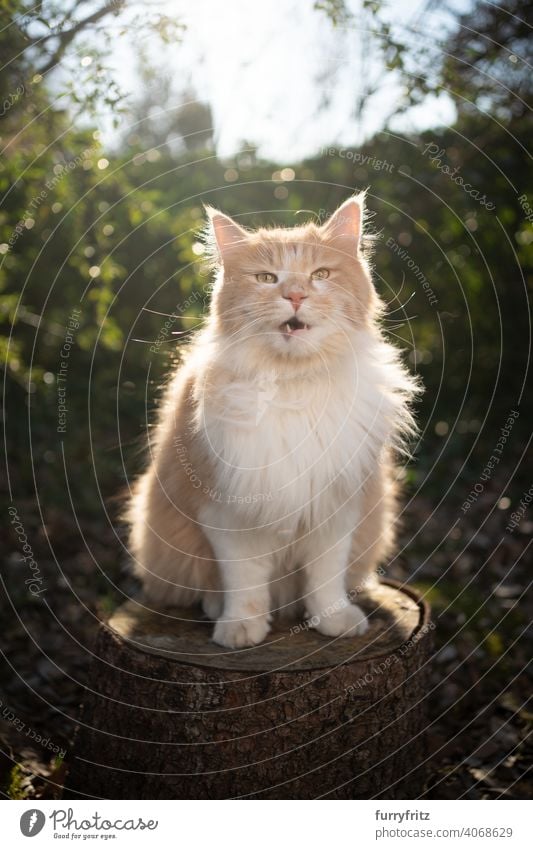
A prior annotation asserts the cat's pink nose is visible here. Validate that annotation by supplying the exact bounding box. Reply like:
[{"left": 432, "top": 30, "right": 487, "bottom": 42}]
[{"left": 283, "top": 291, "right": 308, "bottom": 311}]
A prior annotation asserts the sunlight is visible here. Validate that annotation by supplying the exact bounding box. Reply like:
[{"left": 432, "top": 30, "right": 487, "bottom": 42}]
[{"left": 105, "top": 0, "right": 455, "bottom": 159}]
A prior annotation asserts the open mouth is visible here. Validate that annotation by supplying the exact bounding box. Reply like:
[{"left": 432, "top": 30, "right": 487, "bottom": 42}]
[{"left": 280, "top": 316, "right": 311, "bottom": 337}]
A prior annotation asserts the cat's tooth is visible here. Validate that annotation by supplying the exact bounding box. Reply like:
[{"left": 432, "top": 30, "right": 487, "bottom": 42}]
[{"left": 286, "top": 323, "right": 292, "bottom": 334}]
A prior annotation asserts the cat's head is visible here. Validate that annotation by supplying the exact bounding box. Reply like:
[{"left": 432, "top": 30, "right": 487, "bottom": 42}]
[{"left": 203, "top": 194, "right": 381, "bottom": 368}]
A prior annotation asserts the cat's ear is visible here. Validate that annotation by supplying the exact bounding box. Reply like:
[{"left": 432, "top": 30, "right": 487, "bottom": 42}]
[
  {"left": 321, "top": 193, "right": 365, "bottom": 248},
  {"left": 205, "top": 206, "right": 248, "bottom": 260}
]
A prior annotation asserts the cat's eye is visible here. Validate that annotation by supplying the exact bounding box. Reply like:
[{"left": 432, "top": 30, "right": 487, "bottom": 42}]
[
  {"left": 312, "top": 268, "right": 329, "bottom": 279},
  {"left": 256, "top": 272, "right": 278, "bottom": 283}
]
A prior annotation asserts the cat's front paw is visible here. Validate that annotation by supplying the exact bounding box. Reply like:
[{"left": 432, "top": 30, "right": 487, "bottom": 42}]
[
  {"left": 310, "top": 602, "right": 369, "bottom": 638},
  {"left": 212, "top": 614, "right": 271, "bottom": 648}
]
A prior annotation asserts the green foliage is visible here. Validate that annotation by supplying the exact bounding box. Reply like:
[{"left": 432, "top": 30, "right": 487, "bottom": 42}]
[
  {"left": 1, "top": 0, "right": 530, "bottom": 523},
  {"left": 7, "top": 764, "right": 25, "bottom": 799},
  {"left": 439, "top": 0, "right": 532, "bottom": 120},
  {"left": 314, "top": 0, "right": 351, "bottom": 27}
]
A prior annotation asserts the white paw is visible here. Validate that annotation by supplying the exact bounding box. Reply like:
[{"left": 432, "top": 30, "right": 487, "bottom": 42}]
[
  {"left": 309, "top": 602, "right": 369, "bottom": 638},
  {"left": 212, "top": 615, "right": 271, "bottom": 648}
]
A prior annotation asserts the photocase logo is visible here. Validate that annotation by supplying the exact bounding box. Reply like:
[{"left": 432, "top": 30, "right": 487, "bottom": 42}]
[{"left": 20, "top": 809, "right": 46, "bottom": 837}]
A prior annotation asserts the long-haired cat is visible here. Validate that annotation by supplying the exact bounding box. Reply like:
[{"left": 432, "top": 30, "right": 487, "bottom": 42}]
[{"left": 126, "top": 194, "right": 418, "bottom": 648}]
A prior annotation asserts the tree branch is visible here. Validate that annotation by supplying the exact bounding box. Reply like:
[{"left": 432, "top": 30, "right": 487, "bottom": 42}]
[{"left": 35, "top": 1, "right": 126, "bottom": 76}]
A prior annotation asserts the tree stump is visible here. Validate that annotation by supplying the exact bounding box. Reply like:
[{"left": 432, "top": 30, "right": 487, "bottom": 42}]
[{"left": 66, "top": 581, "right": 432, "bottom": 799}]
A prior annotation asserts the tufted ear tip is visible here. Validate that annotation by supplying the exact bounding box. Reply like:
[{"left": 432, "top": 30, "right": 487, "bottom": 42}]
[
  {"left": 205, "top": 207, "right": 248, "bottom": 257},
  {"left": 321, "top": 193, "right": 365, "bottom": 245}
]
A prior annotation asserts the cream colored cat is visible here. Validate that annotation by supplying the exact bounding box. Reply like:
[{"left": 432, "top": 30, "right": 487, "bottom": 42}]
[{"left": 126, "top": 194, "right": 418, "bottom": 648}]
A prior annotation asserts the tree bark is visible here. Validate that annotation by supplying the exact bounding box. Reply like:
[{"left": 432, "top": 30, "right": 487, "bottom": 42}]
[{"left": 65, "top": 581, "right": 433, "bottom": 799}]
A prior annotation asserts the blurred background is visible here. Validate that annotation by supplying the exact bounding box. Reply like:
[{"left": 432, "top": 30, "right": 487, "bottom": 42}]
[{"left": 0, "top": 0, "right": 531, "bottom": 799}]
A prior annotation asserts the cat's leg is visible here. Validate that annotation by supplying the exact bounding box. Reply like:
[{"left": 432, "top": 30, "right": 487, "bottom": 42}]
[
  {"left": 212, "top": 558, "right": 273, "bottom": 648},
  {"left": 301, "top": 514, "right": 369, "bottom": 638},
  {"left": 201, "top": 591, "right": 224, "bottom": 621},
  {"left": 346, "top": 458, "right": 397, "bottom": 597},
  {"left": 200, "top": 517, "right": 274, "bottom": 648},
  {"left": 128, "top": 467, "right": 217, "bottom": 609}
]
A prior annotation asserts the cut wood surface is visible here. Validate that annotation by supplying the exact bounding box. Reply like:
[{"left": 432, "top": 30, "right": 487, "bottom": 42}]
[{"left": 65, "top": 581, "right": 433, "bottom": 799}]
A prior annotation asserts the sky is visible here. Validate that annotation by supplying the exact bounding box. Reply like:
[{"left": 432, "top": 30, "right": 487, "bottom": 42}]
[{"left": 92, "top": 0, "right": 462, "bottom": 161}]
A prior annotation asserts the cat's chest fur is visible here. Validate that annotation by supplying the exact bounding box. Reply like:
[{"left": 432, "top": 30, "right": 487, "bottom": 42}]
[{"left": 195, "top": 355, "right": 393, "bottom": 527}]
